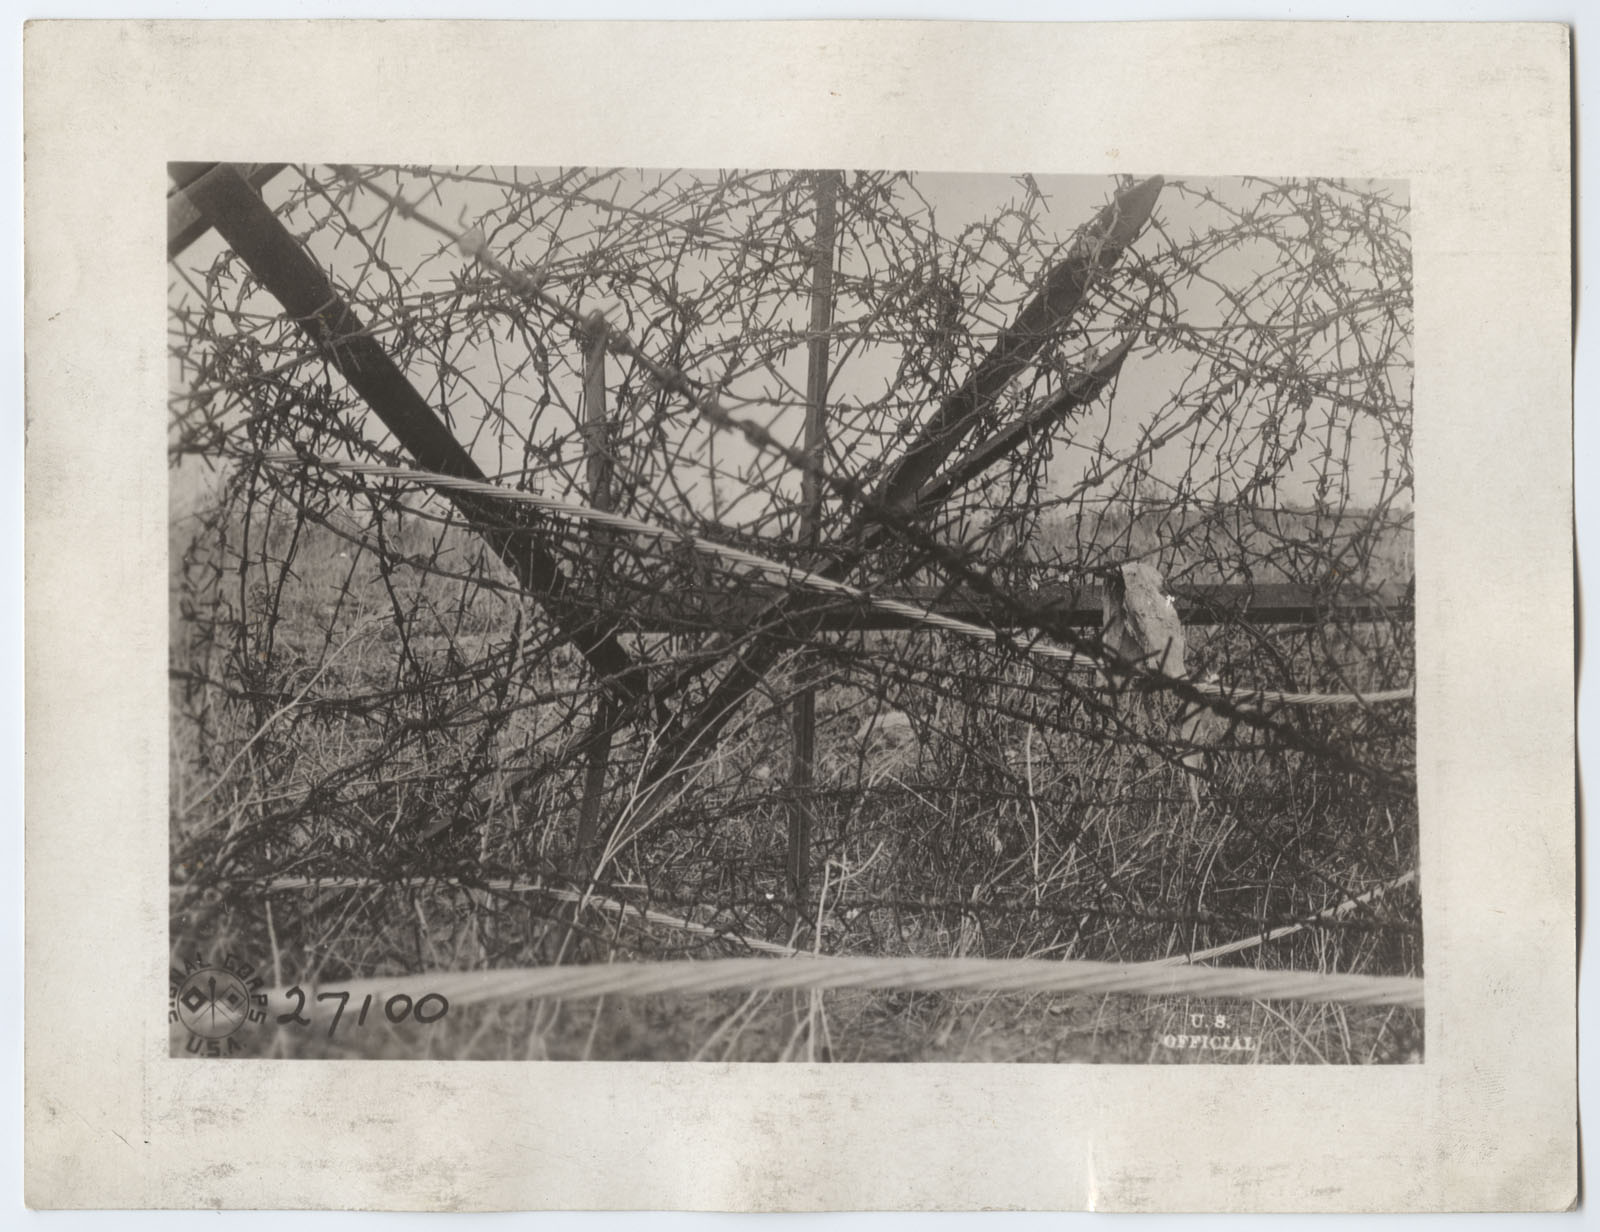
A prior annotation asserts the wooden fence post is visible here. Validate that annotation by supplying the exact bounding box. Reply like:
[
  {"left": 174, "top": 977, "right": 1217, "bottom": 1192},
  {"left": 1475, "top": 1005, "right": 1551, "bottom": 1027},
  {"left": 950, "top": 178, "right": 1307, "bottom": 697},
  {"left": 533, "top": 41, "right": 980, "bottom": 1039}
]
[
  {"left": 631, "top": 177, "right": 1165, "bottom": 824},
  {"left": 789, "top": 170, "right": 840, "bottom": 924},
  {"left": 575, "top": 317, "right": 616, "bottom": 863}
]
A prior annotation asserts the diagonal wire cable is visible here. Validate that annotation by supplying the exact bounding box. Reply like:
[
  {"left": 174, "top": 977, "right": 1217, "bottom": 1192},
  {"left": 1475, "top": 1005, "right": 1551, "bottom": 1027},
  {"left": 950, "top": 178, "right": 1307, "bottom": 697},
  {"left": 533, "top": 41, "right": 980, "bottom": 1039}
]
[
  {"left": 320, "top": 168, "right": 1416, "bottom": 730},
  {"left": 254, "top": 449, "right": 1413, "bottom": 710},
  {"left": 1142, "top": 870, "right": 1420, "bottom": 966}
]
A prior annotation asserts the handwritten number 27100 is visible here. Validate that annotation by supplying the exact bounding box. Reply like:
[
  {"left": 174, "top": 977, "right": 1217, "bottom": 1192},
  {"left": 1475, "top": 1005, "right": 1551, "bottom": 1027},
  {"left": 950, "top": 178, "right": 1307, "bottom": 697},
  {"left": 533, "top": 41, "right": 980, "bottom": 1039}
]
[{"left": 276, "top": 987, "right": 451, "bottom": 1039}]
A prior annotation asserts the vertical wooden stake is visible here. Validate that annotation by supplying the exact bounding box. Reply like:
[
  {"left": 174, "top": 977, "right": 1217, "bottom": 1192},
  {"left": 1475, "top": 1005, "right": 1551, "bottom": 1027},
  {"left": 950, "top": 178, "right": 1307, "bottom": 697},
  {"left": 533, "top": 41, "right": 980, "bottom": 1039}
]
[
  {"left": 789, "top": 170, "right": 840, "bottom": 925},
  {"left": 575, "top": 318, "right": 616, "bottom": 864}
]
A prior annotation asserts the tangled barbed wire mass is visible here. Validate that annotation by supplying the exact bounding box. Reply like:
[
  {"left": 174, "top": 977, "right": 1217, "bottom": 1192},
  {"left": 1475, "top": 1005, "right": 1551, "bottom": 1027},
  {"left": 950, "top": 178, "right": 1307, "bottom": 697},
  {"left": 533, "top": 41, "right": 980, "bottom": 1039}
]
[{"left": 169, "top": 166, "right": 1417, "bottom": 1062}]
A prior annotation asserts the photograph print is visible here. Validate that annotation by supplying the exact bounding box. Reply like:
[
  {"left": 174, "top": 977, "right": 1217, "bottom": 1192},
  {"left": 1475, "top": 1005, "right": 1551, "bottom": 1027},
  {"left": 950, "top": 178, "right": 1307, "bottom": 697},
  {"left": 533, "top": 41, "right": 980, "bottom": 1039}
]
[{"left": 167, "top": 165, "right": 1418, "bottom": 1062}]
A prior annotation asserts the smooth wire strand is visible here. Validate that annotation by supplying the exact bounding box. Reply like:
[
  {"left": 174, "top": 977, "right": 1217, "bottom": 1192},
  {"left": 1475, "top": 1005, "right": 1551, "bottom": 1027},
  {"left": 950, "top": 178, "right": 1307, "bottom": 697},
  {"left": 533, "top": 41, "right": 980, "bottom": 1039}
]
[
  {"left": 248, "top": 954, "right": 1423, "bottom": 1019},
  {"left": 256, "top": 450, "right": 1414, "bottom": 710}
]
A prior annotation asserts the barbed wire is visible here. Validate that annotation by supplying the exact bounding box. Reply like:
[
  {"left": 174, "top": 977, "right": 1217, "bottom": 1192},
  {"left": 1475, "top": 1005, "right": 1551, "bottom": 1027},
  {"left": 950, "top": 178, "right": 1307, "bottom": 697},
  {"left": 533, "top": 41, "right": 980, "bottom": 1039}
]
[
  {"left": 170, "top": 167, "right": 1418, "bottom": 1054},
  {"left": 300, "top": 167, "right": 1413, "bottom": 798},
  {"left": 253, "top": 449, "right": 1412, "bottom": 711},
  {"left": 1145, "top": 869, "right": 1419, "bottom": 966},
  {"left": 204, "top": 869, "right": 1418, "bottom": 946},
  {"left": 248, "top": 874, "right": 803, "bottom": 956}
]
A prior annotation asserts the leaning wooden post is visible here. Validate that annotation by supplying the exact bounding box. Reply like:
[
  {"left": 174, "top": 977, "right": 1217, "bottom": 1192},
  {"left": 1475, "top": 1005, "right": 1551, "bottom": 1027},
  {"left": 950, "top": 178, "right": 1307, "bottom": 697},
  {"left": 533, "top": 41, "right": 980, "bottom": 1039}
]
[
  {"left": 629, "top": 177, "right": 1164, "bottom": 828},
  {"left": 789, "top": 170, "right": 840, "bottom": 924},
  {"left": 175, "top": 162, "right": 652, "bottom": 710},
  {"left": 575, "top": 316, "right": 616, "bottom": 863}
]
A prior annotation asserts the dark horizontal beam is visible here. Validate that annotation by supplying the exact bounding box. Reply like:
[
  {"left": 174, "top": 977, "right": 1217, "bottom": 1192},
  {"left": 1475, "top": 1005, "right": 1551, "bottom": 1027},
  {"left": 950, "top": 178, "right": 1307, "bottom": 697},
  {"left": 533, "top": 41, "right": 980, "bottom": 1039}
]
[{"left": 614, "top": 582, "right": 1412, "bottom": 635}]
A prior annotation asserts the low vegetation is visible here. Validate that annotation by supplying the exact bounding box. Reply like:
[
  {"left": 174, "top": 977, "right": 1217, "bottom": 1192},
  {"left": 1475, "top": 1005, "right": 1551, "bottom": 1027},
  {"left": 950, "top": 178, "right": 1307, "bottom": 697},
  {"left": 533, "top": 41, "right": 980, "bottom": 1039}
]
[{"left": 170, "top": 502, "right": 1419, "bottom": 1062}]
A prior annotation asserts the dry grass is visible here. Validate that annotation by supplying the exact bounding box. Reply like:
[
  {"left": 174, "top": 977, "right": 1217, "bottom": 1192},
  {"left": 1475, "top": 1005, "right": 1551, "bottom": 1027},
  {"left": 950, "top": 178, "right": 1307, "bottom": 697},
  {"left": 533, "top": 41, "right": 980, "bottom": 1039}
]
[{"left": 170, "top": 510, "right": 1420, "bottom": 1063}]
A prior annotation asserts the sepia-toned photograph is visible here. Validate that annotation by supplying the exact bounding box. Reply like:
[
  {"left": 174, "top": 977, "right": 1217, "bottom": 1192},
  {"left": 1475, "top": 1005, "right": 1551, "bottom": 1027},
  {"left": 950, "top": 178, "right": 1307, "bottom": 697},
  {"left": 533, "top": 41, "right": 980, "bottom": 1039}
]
[
  {"left": 27, "top": 17, "right": 1573, "bottom": 1212},
  {"left": 167, "top": 165, "right": 1419, "bottom": 1062}
]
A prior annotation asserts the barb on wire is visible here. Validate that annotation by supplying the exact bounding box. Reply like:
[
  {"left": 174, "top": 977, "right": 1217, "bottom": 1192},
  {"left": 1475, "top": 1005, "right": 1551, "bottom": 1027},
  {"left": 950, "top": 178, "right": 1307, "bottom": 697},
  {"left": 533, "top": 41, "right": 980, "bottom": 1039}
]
[
  {"left": 170, "top": 168, "right": 1417, "bottom": 1060},
  {"left": 323, "top": 167, "right": 1412, "bottom": 799},
  {"left": 259, "top": 449, "right": 1413, "bottom": 711},
  {"left": 1145, "top": 870, "right": 1420, "bottom": 966}
]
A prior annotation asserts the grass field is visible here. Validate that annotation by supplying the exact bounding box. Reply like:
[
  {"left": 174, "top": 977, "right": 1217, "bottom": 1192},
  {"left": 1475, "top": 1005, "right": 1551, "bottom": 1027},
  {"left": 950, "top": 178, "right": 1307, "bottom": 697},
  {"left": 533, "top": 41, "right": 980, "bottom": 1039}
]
[{"left": 170, "top": 497, "right": 1420, "bottom": 1063}]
